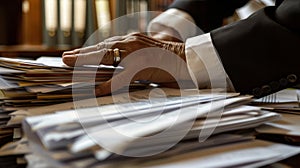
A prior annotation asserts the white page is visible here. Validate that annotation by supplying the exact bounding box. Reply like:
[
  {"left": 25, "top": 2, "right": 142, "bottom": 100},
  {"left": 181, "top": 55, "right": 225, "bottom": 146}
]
[
  {"left": 0, "top": 67, "right": 24, "bottom": 74},
  {"left": 35, "top": 56, "right": 67, "bottom": 68},
  {"left": 31, "top": 92, "right": 236, "bottom": 130},
  {"left": 255, "top": 88, "right": 299, "bottom": 103},
  {"left": 70, "top": 96, "right": 251, "bottom": 155},
  {"left": 29, "top": 93, "right": 237, "bottom": 150},
  {"left": 256, "top": 113, "right": 300, "bottom": 136},
  {"left": 140, "top": 140, "right": 300, "bottom": 168},
  {"left": 0, "top": 77, "right": 19, "bottom": 89}
]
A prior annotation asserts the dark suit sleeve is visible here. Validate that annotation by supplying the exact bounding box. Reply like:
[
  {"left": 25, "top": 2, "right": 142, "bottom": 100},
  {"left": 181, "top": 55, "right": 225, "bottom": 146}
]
[
  {"left": 169, "top": 0, "right": 249, "bottom": 32},
  {"left": 210, "top": 0, "right": 300, "bottom": 98}
]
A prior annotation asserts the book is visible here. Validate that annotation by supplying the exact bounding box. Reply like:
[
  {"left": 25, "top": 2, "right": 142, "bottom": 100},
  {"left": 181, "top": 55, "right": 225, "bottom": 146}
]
[
  {"left": 57, "top": 0, "right": 72, "bottom": 47},
  {"left": 20, "top": 0, "right": 43, "bottom": 45},
  {"left": 42, "top": 0, "right": 58, "bottom": 47},
  {"left": 84, "top": 0, "right": 98, "bottom": 46},
  {"left": 72, "top": 0, "right": 86, "bottom": 47},
  {"left": 95, "top": 0, "right": 111, "bottom": 40}
]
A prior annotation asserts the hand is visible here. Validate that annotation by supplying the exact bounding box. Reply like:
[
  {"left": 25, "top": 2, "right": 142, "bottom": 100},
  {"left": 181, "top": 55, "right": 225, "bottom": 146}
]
[
  {"left": 62, "top": 33, "right": 193, "bottom": 96},
  {"left": 148, "top": 23, "right": 183, "bottom": 42},
  {"left": 151, "top": 32, "right": 183, "bottom": 42}
]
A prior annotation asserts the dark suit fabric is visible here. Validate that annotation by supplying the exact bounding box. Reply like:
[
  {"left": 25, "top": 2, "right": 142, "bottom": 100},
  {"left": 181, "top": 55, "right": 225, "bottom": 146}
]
[
  {"left": 211, "top": 6, "right": 300, "bottom": 97},
  {"left": 169, "top": 0, "right": 249, "bottom": 32},
  {"left": 170, "top": 0, "right": 300, "bottom": 97}
]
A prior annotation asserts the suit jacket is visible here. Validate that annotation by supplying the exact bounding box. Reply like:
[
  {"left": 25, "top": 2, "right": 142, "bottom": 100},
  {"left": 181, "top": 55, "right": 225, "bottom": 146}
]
[
  {"left": 169, "top": 0, "right": 249, "bottom": 32},
  {"left": 170, "top": 0, "right": 300, "bottom": 97}
]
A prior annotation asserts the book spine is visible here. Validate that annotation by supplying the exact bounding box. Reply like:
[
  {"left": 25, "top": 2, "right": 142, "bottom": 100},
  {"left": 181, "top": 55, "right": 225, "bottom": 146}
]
[
  {"left": 71, "top": 0, "right": 86, "bottom": 47},
  {"left": 21, "top": 0, "right": 43, "bottom": 45},
  {"left": 84, "top": 0, "right": 98, "bottom": 46},
  {"left": 95, "top": 0, "right": 111, "bottom": 40},
  {"left": 57, "top": 0, "right": 72, "bottom": 48},
  {"left": 110, "top": 0, "right": 127, "bottom": 36},
  {"left": 42, "top": 0, "right": 58, "bottom": 47}
]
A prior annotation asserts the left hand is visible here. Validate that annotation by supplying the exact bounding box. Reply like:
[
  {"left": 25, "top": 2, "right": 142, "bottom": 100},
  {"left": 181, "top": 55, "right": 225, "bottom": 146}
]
[{"left": 62, "top": 33, "right": 192, "bottom": 96}]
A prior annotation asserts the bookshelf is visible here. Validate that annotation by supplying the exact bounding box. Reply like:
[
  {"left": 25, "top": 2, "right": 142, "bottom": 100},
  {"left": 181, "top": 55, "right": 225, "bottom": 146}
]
[
  {"left": 0, "top": 1, "right": 22, "bottom": 45},
  {"left": 21, "top": 0, "right": 43, "bottom": 45},
  {"left": 0, "top": 45, "right": 67, "bottom": 58},
  {"left": 0, "top": 0, "right": 174, "bottom": 58}
]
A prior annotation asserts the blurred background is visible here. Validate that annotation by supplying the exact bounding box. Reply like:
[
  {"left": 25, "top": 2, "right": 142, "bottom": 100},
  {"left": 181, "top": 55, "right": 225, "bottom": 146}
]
[{"left": 0, "top": 0, "right": 174, "bottom": 57}]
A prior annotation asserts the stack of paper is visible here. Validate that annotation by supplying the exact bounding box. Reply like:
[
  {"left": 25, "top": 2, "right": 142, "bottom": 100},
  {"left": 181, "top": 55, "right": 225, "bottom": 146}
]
[
  {"left": 0, "top": 87, "right": 191, "bottom": 166},
  {"left": 23, "top": 93, "right": 280, "bottom": 167},
  {"left": 252, "top": 88, "right": 300, "bottom": 114},
  {"left": 0, "top": 56, "right": 119, "bottom": 106},
  {"left": 256, "top": 112, "right": 300, "bottom": 145},
  {"left": 0, "top": 56, "right": 293, "bottom": 167},
  {"left": 251, "top": 88, "right": 300, "bottom": 144},
  {"left": 0, "top": 56, "right": 146, "bottom": 167}
]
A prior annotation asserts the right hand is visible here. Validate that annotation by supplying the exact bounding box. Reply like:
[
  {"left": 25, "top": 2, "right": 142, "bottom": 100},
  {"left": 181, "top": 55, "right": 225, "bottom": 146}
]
[
  {"left": 148, "top": 23, "right": 183, "bottom": 42},
  {"left": 62, "top": 33, "right": 193, "bottom": 96},
  {"left": 151, "top": 31, "right": 183, "bottom": 42}
]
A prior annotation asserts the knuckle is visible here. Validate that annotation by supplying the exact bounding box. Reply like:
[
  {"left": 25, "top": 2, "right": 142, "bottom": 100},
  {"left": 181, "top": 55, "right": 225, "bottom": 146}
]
[
  {"left": 111, "top": 41, "right": 120, "bottom": 48},
  {"left": 129, "top": 32, "right": 140, "bottom": 37}
]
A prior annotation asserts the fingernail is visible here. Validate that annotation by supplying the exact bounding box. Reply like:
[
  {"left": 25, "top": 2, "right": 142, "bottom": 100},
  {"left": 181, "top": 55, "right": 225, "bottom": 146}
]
[{"left": 62, "top": 55, "right": 76, "bottom": 66}]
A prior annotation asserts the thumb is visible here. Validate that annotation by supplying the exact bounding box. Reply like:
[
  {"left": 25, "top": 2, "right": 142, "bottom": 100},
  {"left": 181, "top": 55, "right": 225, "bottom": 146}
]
[{"left": 95, "top": 70, "right": 132, "bottom": 96}]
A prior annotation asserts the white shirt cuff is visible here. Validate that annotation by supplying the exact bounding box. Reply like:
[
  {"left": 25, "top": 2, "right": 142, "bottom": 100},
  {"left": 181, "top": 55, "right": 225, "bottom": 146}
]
[
  {"left": 185, "top": 33, "right": 235, "bottom": 91},
  {"left": 147, "top": 9, "right": 197, "bottom": 41}
]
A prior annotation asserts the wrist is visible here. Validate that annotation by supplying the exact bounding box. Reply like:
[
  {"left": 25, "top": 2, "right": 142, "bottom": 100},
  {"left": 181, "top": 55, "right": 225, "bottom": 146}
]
[{"left": 161, "top": 42, "right": 186, "bottom": 61}]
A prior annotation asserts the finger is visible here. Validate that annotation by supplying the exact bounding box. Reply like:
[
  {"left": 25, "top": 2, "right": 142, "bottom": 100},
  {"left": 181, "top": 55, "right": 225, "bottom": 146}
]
[
  {"left": 62, "top": 35, "right": 125, "bottom": 57},
  {"left": 62, "top": 49, "right": 81, "bottom": 57},
  {"left": 62, "top": 49, "right": 113, "bottom": 66},
  {"left": 103, "top": 35, "right": 125, "bottom": 42},
  {"left": 62, "top": 46, "right": 98, "bottom": 58},
  {"left": 128, "top": 33, "right": 164, "bottom": 44},
  {"left": 95, "top": 66, "right": 151, "bottom": 96},
  {"left": 63, "top": 41, "right": 117, "bottom": 57},
  {"left": 75, "top": 45, "right": 98, "bottom": 53},
  {"left": 123, "top": 34, "right": 165, "bottom": 49},
  {"left": 126, "top": 32, "right": 149, "bottom": 39},
  {"left": 127, "top": 35, "right": 185, "bottom": 60},
  {"left": 94, "top": 36, "right": 126, "bottom": 51},
  {"left": 95, "top": 70, "right": 131, "bottom": 96},
  {"left": 94, "top": 41, "right": 119, "bottom": 51},
  {"left": 62, "top": 55, "right": 78, "bottom": 67},
  {"left": 95, "top": 67, "right": 178, "bottom": 96},
  {"left": 62, "top": 34, "right": 156, "bottom": 65}
]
